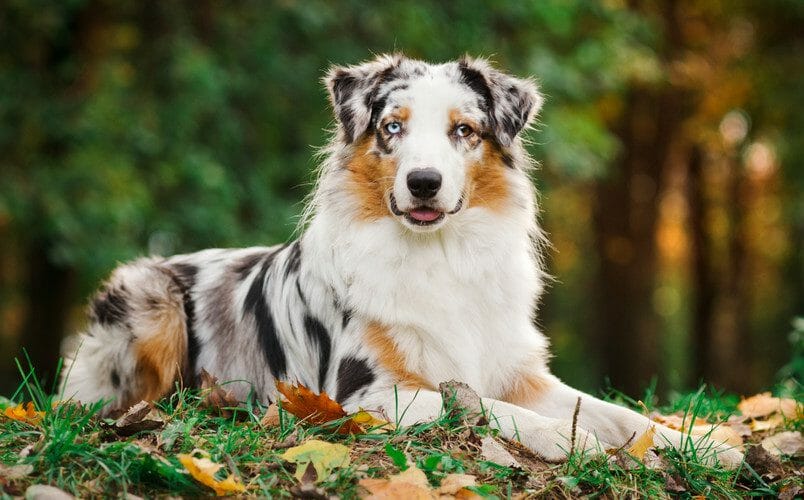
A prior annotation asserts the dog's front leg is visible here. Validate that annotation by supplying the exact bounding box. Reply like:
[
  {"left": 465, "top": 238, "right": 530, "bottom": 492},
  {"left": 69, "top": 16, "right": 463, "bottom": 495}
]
[
  {"left": 354, "top": 388, "right": 608, "bottom": 462},
  {"left": 521, "top": 376, "right": 744, "bottom": 468}
]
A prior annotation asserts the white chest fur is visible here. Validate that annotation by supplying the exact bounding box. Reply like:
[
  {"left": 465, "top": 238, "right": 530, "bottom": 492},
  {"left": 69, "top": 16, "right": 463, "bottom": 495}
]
[{"left": 307, "top": 199, "right": 550, "bottom": 395}]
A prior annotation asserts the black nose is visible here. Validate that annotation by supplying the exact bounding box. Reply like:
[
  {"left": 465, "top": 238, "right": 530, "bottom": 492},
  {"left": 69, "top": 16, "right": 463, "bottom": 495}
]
[{"left": 407, "top": 168, "right": 442, "bottom": 200}]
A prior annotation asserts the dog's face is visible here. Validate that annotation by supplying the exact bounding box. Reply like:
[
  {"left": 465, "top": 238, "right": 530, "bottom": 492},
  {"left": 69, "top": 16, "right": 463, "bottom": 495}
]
[{"left": 326, "top": 55, "right": 542, "bottom": 233}]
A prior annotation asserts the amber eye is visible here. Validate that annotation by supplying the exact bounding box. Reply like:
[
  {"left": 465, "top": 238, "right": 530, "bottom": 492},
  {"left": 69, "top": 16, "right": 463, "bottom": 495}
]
[
  {"left": 455, "top": 124, "right": 474, "bottom": 138},
  {"left": 385, "top": 121, "right": 402, "bottom": 135}
]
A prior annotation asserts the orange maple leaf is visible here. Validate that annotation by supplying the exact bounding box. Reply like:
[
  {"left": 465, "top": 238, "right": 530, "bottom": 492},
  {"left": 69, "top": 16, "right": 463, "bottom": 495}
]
[
  {"left": 275, "top": 381, "right": 364, "bottom": 434},
  {"left": 3, "top": 402, "right": 44, "bottom": 425}
]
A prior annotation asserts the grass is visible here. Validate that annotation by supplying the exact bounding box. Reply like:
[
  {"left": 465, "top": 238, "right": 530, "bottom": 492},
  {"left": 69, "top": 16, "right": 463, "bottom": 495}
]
[{"left": 1, "top": 361, "right": 802, "bottom": 498}]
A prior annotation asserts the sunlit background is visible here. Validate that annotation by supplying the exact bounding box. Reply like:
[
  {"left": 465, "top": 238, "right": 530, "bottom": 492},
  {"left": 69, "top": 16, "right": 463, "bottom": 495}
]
[{"left": 1, "top": 0, "right": 802, "bottom": 398}]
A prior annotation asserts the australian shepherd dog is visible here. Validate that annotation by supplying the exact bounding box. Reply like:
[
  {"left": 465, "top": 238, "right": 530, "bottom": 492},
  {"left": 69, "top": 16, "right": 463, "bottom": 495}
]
[{"left": 61, "top": 54, "right": 741, "bottom": 467}]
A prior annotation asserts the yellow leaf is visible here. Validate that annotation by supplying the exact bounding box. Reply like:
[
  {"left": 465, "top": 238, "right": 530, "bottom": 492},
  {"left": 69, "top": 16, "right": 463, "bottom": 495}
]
[
  {"left": 178, "top": 451, "right": 246, "bottom": 496},
  {"left": 3, "top": 402, "right": 44, "bottom": 425},
  {"left": 627, "top": 426, "right": 656, "bottom": 461},
  {"left": 281, "top": 439, "right": 351, "bottom": 483},
  {"left": 352, "top": 409, "right": 394, "bottom": 432}
]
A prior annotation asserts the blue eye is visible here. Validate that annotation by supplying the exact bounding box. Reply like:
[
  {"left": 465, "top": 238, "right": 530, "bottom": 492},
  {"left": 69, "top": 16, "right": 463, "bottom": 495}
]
[{"left": 385, "top": 121, "right": 402, "bottom": 135}]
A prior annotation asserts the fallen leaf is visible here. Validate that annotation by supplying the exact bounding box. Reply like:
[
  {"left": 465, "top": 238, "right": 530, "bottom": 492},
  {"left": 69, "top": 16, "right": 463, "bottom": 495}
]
[
  {"left": 0, "top": 463, "right": 33, "bottom": 480},
  {"left": 436, "top": 473, "right": 477, "bottom": 495},
  {"left": 200, "top": 369, "right": 243, "bottom": 419},
  {"left": 3, "top": 402, "right": 44, "bottom": 425},
  {"left": 281, "top": 439, "right": 351, "bottom": 483},
  {"left": 439, "top": 380, "right": 484, "bottom": 419},
  {"left": 110, "top": 401, "right": 165, "bottom": 436},
  {"left": 738, "top": 393, "right": 799, "bottom": 420},
  {"left": 24, "top": 485, "right": 73, "bottom": 499},
  {"left": 276, "top": 380, "right": 363, "bottom": 434},
  {"left": 352, "top": 409, "right": 394, "bottom": 432},
  {"left": 749, "top": 413, "right": 785, "bottom": 432},
  {"left": 627, "top": 426, "right": 656, "bottom": 461},
  {"left": 260, "top": 403, "right": 281, "bottom": 428},
  {"left": 359, "top": 466, "right": 433, "bottom": 499},
  {"left": 651, "top": 413, "right": 744, "bottom": 449},
  {"left": 480, "top": 436, "right": 521, "bottom": 468},
  {"left": 178, "top": 450, "right": 246, "bottom": 496},
  {"left": 760, "top": 431, "right": 804, "bottom": 457}
]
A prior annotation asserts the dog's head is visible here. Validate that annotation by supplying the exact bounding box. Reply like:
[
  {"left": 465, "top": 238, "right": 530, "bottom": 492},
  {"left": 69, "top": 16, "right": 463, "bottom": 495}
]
[{"left": 325, "top": 54, "right": 543, "bottom": 233}]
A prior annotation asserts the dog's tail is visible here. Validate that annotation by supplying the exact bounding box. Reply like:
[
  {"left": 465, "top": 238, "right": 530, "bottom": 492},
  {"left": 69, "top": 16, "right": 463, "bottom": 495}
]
[{"left": 60, "top": 258, "right": 188, "bottom": 413}]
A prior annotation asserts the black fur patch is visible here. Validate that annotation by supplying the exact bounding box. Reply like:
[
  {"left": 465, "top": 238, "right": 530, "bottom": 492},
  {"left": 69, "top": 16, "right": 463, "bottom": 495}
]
[
  {"left": 110, "top": 369, "right": 120, "bottom": 389},
  {"left": 232, "top": 251, "right": 269, "bottom": 281},
  {"left": 331, "top": 71, "right": 359, "bottom": 141},
  {"left": 375, "top": 130, "right": 391, "bottom": 154},
  {"left": 304, "top": 314, "right": 332, "bottom": 391},
  {"left": 284, "top": 240, "right": 302, "bottom": 279},
  {"left": 91, "top": 286, "right": 129, "bottom": 326},
  {"left": 458, "top": 62, "right": 494, "bottom": 113},
  {"left": 244, "top": 258, "right": 287, "bottom": 379},
  {"left": 169, "top": 262, "right": 200, "bottom": 384},
  {"left": 296, "top": 278, "right": 307, "bottom": 306},
  {"left": 342, "top": 309, "right": 353, "bottom": 330},
  {"left": 336, "top": 357, "right": 376, "bottom": 403}
]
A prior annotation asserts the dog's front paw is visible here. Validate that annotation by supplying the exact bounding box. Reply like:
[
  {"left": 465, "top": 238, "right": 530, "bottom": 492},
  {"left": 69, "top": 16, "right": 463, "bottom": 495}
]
[{"left": 519, "top": 420, "right": 608, "bottom": 462}]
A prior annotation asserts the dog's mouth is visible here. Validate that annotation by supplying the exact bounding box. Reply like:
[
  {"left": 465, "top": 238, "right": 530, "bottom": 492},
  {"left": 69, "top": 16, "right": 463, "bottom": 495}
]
[{"left": 389, "top": 195, "right": 463, "bottom": 227}]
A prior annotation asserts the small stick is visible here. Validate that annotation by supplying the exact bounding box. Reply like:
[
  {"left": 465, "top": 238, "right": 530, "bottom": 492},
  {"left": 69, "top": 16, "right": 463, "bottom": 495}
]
[{"left": 569, "top": 396, "right": 581, "bottom": 457}]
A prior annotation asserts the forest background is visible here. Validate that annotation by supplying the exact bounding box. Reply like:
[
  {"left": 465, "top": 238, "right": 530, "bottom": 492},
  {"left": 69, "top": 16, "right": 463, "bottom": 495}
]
[{"left": 1, "top": 0, "right": 801, "bottom": 399}]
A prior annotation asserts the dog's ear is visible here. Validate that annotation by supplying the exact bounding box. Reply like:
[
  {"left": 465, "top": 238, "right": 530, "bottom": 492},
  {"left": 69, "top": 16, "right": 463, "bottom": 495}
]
[
  {"left": 325, "top": 54, "right": 404, "bottom": 143},
  {"left": 458, "top": 57, "right": 543, "bottom": 147}
]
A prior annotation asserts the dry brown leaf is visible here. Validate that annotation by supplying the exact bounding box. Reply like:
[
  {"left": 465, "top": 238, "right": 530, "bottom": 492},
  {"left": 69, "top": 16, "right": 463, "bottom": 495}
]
[
  {"left": 738, "top": 392, "right": 799, "bottom": 419},
  {"left": 436, "top": 473, "right": 477, "bottom": 495},
  {"left": 360, "top": 466, "right": 433, "bottom": 499},
  {"left": 749, "top": 413, "right": 785, "bottom": 432},
  {"left": 359, "top": 466, "right": 480, "bottom": 500},
  {"left": 178, "top": 451, "right": 246, "bottom": 496},
  {"left": 627, "top": 426, "right": 656, "bottom": 461},
  {"left": 760, "top": 431, "right": 804, "bottom": 457},
  {"left": 276, "top": 380, "right": 363, "bottom": 434},
  {"left": 199, "top": 369, "right": 243, "bottom": 419},
  {"left": 260, "top": 403, "right": 281, "bottom": 428},
  {"left": 3, "top": 402, "right": 44, "bottom": 426},
  {"left": 652, "top": 413, "right": 744, "bottom": 449},
  {"left": 111, "top": 401, "right": 165, "bottom": 436},
  {"left": 480, "top": 436, "right": 521, "bottom": 468}
]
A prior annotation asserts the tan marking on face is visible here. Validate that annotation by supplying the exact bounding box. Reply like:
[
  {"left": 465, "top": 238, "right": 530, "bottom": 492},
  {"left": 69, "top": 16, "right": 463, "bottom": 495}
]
[
  {"left": 500, "top": 371, "right": 551, "bottom": 406},
  {"left": 365, "top": 322, "right": 433, "bottom": 390},
  {"left": 345, "top": 136, "right": 397, "bottom": 220},
  {"left": 131, "top": 305, "right": 188, "bottom": 405},
  {"left": 466, "top": 142, "right": 510, "bottom": 211}
]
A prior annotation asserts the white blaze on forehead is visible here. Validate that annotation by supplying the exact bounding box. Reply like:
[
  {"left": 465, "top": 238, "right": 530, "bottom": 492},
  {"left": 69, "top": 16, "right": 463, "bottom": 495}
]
[{"left": 383, "top": 73, "right": 486, "bottom": 219}]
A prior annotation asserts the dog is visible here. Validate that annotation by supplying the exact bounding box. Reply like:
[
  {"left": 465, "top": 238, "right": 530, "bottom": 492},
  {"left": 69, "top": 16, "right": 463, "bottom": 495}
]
[{"left": 61, "top": 54, "right": 742, "bottom": 467}]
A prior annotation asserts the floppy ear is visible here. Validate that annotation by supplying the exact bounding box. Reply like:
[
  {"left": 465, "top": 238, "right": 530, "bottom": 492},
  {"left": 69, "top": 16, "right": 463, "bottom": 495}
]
[
  {"left": 325, "top": 54, "right": 404, "bottom": 143},
  {"left": 458, "top": 57, "right": 543, "bottom": 147}
]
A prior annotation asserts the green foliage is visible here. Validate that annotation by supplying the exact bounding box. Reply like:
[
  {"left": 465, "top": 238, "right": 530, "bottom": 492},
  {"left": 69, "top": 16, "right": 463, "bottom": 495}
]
[{"left": 0, "top": 0, "right": 658, "bottom": 292}]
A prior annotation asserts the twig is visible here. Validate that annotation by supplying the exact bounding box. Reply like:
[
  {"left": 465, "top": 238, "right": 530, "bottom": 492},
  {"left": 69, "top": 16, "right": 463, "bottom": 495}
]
[{"left": 569, "top": 396, "right": 581, "bottom": 458}]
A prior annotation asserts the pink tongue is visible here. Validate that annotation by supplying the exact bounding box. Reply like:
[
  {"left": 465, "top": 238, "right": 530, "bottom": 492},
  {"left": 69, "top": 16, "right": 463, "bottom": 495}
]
[{"left": 409, "top": 208, "right": 442, "bottom": 222}]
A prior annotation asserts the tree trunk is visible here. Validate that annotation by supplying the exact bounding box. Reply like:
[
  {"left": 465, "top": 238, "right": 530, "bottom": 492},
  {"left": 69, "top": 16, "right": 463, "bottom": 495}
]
[{"left": 18, "top": 241, "right": 76, "bottom": 389}]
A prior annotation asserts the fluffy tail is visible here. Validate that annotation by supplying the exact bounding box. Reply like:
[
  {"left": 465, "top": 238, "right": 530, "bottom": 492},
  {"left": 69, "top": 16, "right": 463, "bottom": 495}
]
[{"left": 60, "top": 259, "right": 188, "bottom": 412}]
